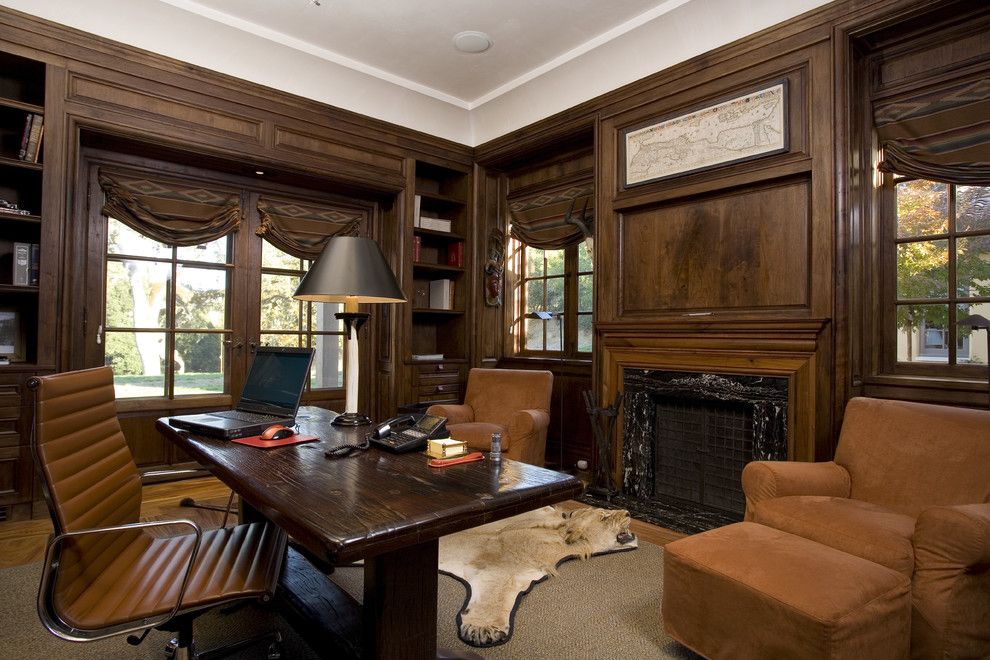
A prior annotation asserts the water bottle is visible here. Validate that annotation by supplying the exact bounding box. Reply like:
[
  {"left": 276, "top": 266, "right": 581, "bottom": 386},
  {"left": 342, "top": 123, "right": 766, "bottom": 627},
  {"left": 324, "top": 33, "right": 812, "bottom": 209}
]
[{"left": 490, "top": 432, "right": 502, "bottom": 463}]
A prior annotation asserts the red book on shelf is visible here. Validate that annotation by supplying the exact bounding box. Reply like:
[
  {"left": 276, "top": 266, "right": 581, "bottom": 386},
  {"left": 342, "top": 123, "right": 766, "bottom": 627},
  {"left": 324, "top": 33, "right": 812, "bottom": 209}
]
[
  {"left": 447, "top": 241, "right": 464, "bottom": 267},
  {"left": 413, "top": 235, "right": 422, "bottom": 261}
]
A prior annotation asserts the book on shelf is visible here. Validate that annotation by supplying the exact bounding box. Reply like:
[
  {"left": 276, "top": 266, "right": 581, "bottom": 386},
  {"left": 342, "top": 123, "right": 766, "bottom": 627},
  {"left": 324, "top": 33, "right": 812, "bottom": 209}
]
[
  {"left": 12, "top": 242, "right": 31, "bottom": 286},
  {"left": 429, "top": 278, "right": 453, "bottom": 310},
  {"left": 446, "top": 241, "right": 464, "bottom": 267},
  {"left": 411, "top": 353, "right": 444, "bottom": 361},
  {"left": 413, "top": 235, "right": 422, "bottom": 261},
  {"left": 413, "top": 194, "right": 422, "bottom": 228},
  {"left": 420, "top": 216, "right": 452, "bottom": 233},
  {"left": 29, "top": 243, "right": 40, "bottom": 286},
  {"left": 17, "top": 114, "right": 33, "bottom": 160},
  {"left": 22, "top": 114, "right": 44, "bottom": 163}
]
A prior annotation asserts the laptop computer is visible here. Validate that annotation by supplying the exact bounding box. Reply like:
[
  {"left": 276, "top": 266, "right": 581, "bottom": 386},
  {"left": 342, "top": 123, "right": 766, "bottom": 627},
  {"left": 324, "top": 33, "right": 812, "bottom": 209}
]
[{"left": 170, "top": 346, "right": 314, "bottom": 439}]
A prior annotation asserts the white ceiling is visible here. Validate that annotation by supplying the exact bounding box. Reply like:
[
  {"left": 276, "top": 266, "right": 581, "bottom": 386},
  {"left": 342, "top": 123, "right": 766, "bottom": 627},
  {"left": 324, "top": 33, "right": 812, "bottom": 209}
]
[
  {"left": 2, "top": 0, "right": 834, "bottom": 144},
  {"left": 158, "top": 0, "right": 683, "bottom": 108}
]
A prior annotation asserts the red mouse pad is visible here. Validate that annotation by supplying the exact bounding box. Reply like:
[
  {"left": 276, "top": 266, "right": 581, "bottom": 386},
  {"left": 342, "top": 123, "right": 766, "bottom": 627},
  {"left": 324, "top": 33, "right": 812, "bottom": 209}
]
[{"left": 231, "top": 434, "right": 319, "bottom": 449}]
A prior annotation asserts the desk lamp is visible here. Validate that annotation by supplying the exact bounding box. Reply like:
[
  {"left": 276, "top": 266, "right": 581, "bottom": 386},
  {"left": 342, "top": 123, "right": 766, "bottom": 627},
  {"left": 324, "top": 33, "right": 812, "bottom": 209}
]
[
  {"left": 958, "top": 313, "right": 990, "bottom": 410},
  {"left": 294, "top": 236, "right": 405, "bottom": 426}
]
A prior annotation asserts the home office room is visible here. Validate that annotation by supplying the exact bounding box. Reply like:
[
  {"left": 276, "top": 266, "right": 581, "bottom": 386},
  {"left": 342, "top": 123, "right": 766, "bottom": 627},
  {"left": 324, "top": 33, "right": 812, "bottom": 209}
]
[{"left": 0, "top": 0, "right": 987, "bottom": 658}]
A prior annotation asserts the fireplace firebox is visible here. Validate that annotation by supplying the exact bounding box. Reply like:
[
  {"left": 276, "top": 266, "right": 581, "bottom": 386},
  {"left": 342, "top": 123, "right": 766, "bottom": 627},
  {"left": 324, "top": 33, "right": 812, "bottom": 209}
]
[{"left": 618, "top": 369, "right": 788, "bottom": 533}]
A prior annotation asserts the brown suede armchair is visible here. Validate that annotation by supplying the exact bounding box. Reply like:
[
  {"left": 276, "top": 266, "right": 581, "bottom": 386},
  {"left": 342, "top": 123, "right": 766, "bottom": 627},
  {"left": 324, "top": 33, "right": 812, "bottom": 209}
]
[
  {"left": 427, "top": 368, "right": 553, "bottom": 465},
  {"left": 742, "top": 397, "right": 990, "bottom": 659}
]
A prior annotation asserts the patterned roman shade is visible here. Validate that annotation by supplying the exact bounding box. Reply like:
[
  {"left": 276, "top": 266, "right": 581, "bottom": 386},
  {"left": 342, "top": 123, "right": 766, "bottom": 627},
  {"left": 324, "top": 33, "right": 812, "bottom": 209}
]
[
  {"left": 508, "top": 180, "right": 594, "bottom": 250},
  {"left": 99, "top": 169, "right": 242, "bottom": 246},
  {"left": 256, "top": 196, "right": 364, "bottom": 260},
  {"left": 875, "top": 76, "right": 990, "bottom": 184}
]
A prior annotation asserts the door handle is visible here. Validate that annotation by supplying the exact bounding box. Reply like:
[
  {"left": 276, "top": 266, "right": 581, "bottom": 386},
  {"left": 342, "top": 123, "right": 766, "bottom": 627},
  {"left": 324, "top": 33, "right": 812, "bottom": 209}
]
[{"left": 223, "top": 338, "right": 244, "bottom": 350}]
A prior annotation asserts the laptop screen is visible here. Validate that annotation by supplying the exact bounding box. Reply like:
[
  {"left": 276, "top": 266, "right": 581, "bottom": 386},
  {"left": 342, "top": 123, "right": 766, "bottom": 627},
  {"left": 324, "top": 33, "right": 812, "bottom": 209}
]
[{"left": 238, "top": 347, "right": 314, "bottom": 416}]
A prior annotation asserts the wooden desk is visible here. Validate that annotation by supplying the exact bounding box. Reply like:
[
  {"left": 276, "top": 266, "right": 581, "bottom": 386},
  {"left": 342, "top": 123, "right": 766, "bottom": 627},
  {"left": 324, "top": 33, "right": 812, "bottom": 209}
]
[{"left": 156, "top": 406, "right": 583, "bottom": 659}]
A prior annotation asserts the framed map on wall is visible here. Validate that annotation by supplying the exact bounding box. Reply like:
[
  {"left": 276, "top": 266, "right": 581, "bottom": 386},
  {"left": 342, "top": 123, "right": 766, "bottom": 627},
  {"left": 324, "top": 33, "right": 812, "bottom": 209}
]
[{"left": 622, "top": 81, "right": 788, "bottom": 187}]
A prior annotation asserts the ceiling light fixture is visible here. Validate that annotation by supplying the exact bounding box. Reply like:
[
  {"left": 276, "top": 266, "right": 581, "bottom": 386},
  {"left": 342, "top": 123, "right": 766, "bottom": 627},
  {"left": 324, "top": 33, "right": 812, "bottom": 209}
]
[{"left": 453, "top": 31, "right": 492, "bottom": 54}]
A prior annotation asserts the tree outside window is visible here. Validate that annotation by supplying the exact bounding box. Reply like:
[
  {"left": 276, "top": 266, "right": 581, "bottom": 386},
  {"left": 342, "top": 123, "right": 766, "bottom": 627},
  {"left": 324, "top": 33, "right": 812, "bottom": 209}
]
[
  {"left": 104, "top": 218, "right": 231, "bottom": 398},
  {"left": 260, "top": 241, "right": 346, "bottom": 389},
  {"left": 511, "top": 239, "right": 593, "bottom": 357},
  {"left": 891, "top": 178, "right": 990, "bottom": 367}
]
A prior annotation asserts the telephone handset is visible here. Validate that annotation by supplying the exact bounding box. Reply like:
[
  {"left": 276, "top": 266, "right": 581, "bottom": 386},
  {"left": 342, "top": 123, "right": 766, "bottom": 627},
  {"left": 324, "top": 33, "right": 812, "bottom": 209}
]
[{"left": 370, "top": 413, "right": 448, "bottom": 452}]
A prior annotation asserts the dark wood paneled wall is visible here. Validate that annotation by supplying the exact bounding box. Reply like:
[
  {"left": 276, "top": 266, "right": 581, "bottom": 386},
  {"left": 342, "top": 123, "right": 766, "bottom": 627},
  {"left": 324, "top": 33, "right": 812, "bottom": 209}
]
[{"left": 475, "top": 0, "right": 987, "bottom": 485}]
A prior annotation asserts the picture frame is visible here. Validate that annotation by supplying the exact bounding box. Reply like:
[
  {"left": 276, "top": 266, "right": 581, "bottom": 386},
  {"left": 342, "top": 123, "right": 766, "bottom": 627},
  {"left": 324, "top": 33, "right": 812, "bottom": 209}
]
[
  {"left": 0, "top": 308, "right": 25, "bottom": 362},
  {"left": 622, "top": 80, "right": 788, "bottom": 187}
]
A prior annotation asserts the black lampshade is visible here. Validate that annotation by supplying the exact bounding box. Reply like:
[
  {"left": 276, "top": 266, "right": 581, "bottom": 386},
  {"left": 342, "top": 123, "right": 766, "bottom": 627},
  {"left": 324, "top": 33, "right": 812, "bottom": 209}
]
[{"left": 293, "top": 236, "right": 405, "bottom": 303}]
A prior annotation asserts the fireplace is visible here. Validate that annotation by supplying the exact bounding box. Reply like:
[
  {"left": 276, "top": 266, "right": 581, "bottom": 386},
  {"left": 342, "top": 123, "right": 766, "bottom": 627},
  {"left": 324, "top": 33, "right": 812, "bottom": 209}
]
[{"left": 612, "top": 369, "right": 788, "bottom": 533}]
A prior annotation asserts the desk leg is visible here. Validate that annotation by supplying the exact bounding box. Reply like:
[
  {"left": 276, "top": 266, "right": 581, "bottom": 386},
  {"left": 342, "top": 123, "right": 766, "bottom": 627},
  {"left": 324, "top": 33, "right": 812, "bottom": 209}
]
[{"left": 363, "top": 539, "right": 439, "bottom": 660}]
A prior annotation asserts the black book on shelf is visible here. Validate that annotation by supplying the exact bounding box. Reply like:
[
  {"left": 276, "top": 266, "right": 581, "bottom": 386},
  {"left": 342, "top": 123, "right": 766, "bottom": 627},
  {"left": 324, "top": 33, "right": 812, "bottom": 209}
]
[
  {"left": 29, "top": 243, "right": 40, "bottom": 286},
  {"left": 17, "top": 113, "right": 34, "bottom": 160}
]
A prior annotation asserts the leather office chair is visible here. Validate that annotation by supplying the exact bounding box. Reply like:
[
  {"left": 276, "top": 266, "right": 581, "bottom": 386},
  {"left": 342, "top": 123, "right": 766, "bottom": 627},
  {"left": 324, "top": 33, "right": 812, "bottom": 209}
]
[
  {"left": 427, "top": 368, "right": 553, "bottom": 465},
  {"left": 29, "top": 366, "right": 288, "bottom": 659}
]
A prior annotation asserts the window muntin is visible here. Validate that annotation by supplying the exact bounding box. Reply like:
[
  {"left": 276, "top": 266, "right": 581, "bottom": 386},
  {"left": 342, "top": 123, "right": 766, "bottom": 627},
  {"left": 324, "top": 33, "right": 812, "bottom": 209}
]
[
  {"left": 260, "top": 241, "right": 346, "bottom": 389},
  {"left": 104, "top": 217, "right": 231, "bottom": 398},
  {"left": 891, "top": 178, "right": 990, "bottom": 368}
]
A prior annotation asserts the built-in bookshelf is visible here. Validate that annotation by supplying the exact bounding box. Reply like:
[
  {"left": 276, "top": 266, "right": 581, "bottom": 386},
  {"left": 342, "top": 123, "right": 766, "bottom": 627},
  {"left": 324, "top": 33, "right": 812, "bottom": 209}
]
[
  {"left": 0, "top": 51, "right": 46, "bottom": 367},
  {"left": 406, "top": 160, "right": 470, "bottom": 406}
]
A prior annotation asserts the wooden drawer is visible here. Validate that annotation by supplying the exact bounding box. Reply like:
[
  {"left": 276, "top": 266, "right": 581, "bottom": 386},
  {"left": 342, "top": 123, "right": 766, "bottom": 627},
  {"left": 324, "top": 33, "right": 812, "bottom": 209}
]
[
  {"left": 414, "top": 362, "right": 465, "bottom": 376},
  {"left": 417, "top": 382, "right": 460, "bottom": 397},
  {"left": 0, "top": 445, "right": 33, "bottom": 505},
  {"left": 415, "top": 371, "right": 460, "bottom": 387},
  {"left": 0, "top": 384, "right": 22, "bottom": 409},
  {"left": 417, "top": 391, "right": 460, "bottom": 404}
]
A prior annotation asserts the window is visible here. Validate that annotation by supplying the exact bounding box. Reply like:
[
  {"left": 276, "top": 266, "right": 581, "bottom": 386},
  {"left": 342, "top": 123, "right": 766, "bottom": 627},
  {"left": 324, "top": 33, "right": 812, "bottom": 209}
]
[
  {"left": 104, "top": 218, "right": 232, "bottom": 398},
  {"left": 887, "top": 177, "right": 990, "bottom": 369},
  {"left": 260, "top": 241, "right": 345, "bottom": 389},
  {"left": 511, "top": 240, "right": 593, "bottom": 357}
]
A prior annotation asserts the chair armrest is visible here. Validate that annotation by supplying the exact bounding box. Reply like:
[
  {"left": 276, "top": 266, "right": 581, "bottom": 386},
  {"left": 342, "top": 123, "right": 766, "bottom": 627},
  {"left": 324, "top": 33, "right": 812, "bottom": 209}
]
[
  {"left": 426, "top": 403, "right": 474, "bottom": 425},
  {"left": 912, "top": 503, "right": 990, "bottom": 655},
  {"left": 39, "top": 519, "right": 203, "bottom": 642},
  {"left": 914, "top": 503, "right": 990, "bottom": 569},
  {"left": 506, "top": 409, "right": 550, "bottom": 452},
  {"left": 741, "top": 461, "right": 850, "bottom": 519}
]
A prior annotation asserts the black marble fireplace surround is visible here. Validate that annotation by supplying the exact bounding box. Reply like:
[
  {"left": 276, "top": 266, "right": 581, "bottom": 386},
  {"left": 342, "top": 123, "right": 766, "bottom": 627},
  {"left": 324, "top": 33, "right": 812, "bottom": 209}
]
[{"left": 584, "top": 369, "right": 788, "bottom": 535}]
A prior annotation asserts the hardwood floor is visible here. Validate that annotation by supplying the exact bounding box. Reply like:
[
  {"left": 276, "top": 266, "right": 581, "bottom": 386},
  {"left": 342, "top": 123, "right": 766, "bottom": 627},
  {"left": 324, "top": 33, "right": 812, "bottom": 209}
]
[{"left": 0, "top": 478, "right": 683, "bottom": 569}]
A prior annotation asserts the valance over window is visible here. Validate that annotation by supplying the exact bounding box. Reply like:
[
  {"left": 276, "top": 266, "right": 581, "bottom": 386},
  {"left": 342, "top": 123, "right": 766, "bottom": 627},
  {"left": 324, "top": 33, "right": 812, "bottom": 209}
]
[
  {"left": 256, "top": 196, "right": 363, "bottom": 260},
  {"left": 875, "top": 76, "right": 990, "bottom": 185},
  {"left": 508, "top": 181, "right": 594, "bottom": 250},
  {"left": 99, "top": 169, "right": 242, "bottom": 246}
]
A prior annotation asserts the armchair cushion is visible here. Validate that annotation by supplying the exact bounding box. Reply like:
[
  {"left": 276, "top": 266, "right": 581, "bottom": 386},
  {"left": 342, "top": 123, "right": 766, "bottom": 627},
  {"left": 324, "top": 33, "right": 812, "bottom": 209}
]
[
  {"left": 751, "top": 496, "right": 916, "bottom": 577},
  {"left": 446, "top": 422, "right": 506, "bottom": 451}
]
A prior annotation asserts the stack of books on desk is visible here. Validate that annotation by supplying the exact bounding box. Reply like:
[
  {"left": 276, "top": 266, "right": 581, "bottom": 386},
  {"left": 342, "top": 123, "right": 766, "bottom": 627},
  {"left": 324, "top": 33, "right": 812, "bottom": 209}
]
[{"left": 426, "top": 438, "right": 467, "bottom": 459}]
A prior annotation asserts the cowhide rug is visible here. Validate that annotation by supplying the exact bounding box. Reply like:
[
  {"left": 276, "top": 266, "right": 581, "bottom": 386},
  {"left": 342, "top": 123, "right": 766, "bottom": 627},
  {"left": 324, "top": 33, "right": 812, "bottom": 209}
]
[{"left": 438, "top": 505, "right": 637, "bottom": 647}]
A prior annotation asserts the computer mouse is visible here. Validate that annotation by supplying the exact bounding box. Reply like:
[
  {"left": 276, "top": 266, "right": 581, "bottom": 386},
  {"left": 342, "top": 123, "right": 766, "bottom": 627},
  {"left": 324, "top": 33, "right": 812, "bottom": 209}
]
[{"left": 261, "top": 425, "right": 295, "bottom": 441}]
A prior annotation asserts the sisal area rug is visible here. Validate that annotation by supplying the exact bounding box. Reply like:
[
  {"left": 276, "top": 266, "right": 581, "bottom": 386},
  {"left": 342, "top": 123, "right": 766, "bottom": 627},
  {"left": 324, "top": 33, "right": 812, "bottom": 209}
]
[{"left": 0, "top": 543, "right": 696, "bottom": 659}]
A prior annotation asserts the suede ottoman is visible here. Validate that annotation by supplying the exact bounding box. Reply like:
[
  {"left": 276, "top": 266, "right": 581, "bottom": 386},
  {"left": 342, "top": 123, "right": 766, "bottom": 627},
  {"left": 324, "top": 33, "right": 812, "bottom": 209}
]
[{"left": 663, "top": 522, "right": 911, "bottom": 659}]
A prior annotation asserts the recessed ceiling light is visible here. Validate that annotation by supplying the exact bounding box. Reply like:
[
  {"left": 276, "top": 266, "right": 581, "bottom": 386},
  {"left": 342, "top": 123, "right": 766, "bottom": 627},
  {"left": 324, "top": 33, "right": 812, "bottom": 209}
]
[
  {"left": 453, "top": 31, "right": 492, "bottom": 54},
  {"left": 255, "top": 170, "right": 265, "bottom": 176}
]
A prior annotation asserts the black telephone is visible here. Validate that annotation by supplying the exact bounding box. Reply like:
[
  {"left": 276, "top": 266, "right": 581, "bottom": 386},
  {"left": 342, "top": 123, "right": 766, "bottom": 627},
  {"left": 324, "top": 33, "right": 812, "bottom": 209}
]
[{"left": 370, "top": 413, "right": 448, "bottom": 453}]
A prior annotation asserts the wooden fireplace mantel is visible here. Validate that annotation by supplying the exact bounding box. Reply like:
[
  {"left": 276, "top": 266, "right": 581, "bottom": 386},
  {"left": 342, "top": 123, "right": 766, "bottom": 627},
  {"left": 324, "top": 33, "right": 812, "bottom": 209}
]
[{"left": 598, "top": 318, "right": 834, "bottom": 486}]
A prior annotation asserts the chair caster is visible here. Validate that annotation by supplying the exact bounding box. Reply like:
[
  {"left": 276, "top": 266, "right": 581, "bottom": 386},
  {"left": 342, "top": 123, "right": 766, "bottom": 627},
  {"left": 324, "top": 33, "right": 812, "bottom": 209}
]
[{"left": 165, "top": 637, "right": 179, "bottom": 659}]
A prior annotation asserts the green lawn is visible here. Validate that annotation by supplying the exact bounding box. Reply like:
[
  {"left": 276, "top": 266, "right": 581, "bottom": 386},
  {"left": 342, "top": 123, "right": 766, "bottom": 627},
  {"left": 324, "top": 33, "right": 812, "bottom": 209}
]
[{"left": 114, "top": 372, "right": 223, "bottom": 398}]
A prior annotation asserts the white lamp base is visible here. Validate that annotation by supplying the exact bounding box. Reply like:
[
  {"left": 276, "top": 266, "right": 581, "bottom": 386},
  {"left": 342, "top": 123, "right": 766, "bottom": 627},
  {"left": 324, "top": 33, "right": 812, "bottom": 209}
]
[{"left": 332, "top": 311, "right": 371, "bottom": 426}]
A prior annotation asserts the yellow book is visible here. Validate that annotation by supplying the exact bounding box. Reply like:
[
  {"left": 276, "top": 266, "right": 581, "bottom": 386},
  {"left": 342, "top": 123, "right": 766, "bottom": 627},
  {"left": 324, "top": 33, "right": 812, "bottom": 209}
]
[{"left": 426, "top": 438, "right": 467, "bottom": 459}]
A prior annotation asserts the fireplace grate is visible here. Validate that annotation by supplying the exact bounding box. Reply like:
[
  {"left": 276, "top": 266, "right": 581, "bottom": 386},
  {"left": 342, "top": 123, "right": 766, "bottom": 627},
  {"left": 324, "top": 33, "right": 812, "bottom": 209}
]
[{"left": 654, "top": 399, "right": 752, "bottom": 516}]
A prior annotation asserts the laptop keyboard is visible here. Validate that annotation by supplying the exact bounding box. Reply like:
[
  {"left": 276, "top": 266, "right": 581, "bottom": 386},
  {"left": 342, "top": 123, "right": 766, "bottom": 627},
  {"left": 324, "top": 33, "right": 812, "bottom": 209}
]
[{"left": 212, "top": 410, "right": 282, "bottom": 423}]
